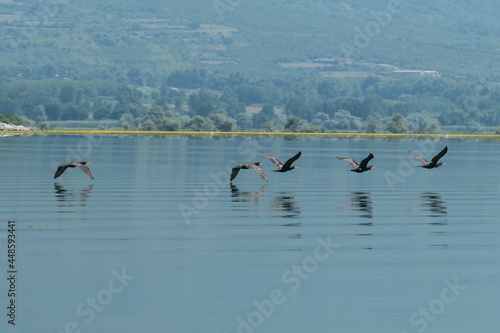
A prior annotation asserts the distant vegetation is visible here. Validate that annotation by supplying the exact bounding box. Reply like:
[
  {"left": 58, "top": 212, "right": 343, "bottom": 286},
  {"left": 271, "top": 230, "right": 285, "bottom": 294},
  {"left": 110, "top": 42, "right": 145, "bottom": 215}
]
[
  {"left": 1, "top": 75, "right": 499, "bottom": 134},
  {"left": 0, "top": 113, "right": 23, "bottom": 125},
  {"left": 1, "top": 0, "right": 499, "bottom": 133}
]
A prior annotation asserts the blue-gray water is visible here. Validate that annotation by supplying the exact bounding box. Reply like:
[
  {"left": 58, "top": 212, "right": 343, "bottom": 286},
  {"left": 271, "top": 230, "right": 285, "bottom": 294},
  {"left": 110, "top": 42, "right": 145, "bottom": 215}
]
[{"left": 1, "top": 134, "right": 499, "bottom": 333}]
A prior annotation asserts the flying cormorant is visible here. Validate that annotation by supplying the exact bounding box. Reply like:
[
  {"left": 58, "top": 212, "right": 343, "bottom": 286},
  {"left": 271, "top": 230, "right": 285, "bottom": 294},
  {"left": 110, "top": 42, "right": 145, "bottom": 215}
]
[
  {"left": 337, "top": 153, "right": 375, "bottom": 173},
  {"left": 54, "top": 161, "right": 94, "bottom": 179},
  {"left": 230, "top": 162, "right": 267, "bottom": 182},
  {"left": 261, "top": 151, "right": 301, "bottom": 172},
  {"left": 409, "top": 146, "right": 448, "bottom": 169}
]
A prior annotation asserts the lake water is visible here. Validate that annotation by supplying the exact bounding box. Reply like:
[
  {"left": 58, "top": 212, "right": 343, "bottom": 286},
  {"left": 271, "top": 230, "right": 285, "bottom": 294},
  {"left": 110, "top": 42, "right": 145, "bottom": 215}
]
[{"left": 1, "top": 134, "right": 499, "bottom": 333}]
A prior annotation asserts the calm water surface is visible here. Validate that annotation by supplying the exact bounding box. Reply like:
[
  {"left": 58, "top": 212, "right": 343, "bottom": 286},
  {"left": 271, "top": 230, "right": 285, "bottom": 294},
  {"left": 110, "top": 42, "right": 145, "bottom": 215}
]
[{"left": 1, "top": 134, "right": 499, "bottom": 333}]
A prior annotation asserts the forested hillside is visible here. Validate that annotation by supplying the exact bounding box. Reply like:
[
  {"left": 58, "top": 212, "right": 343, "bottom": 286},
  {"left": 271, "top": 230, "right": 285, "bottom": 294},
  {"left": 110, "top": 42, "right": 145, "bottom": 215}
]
[
  {"left": 3, "top": 0, "right": 500, "bottom": 79},
  {"left": 1, "top": 0, "right": 499, "bottom": 133}
]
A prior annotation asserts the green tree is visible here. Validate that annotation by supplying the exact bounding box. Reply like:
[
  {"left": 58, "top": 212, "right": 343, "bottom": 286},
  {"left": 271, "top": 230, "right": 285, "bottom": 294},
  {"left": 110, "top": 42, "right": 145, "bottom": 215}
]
[
  {"left": 317, "top": 80, "right": 337, "bottom": 99},
  {"left": 386, "top": 113, "right": 408, "bottom": 133},
  {"left": 311, "top": 112, "right": 328, "bottom": 127},
  {"left": 406, "top": 114, "right": 427, "bottom": 133},
  {"left": 141, "top": 106, "right": 181, "bottom": 130},
  {"left": 208, "top": 112, "right": 237, "bottom": 132},
  {"left": 334, "top": 98, "right": 366, "bottom": 118},
  {"left": 188, "top": 89, "right": 218, "bottom": 117},
  {"left": 236, "top": 113, "right": 252, "bottom": 130},
  {"left": 0, "top": 98, "right": 21, "bottom": 116},
  {"left": 116, "top": 86, "right": 142, "bottom": 104},
  {"left": 361, "top": 76, "right": 380, "bottom": 93},
  {"left": 111, "top": 103, "right": 131, "bottom": 120},
  {"left": 45, "top": 103, "right": 63, "bottom": 121},
  {"left": 61, "top": 104, "right": 88, "bottom": 120},
  {"left": 156, "top": 85, "right": 186, "bottom": 109},
  {"left": 187, "top": 115, "right": 215, "bottom": 131},
  {"left": 363, "top": 116, "right": 380, "bottom": 133},
  {"left": 332, "top": 110, "right": 353, "bottom": 130},
  {"left": 167, "top": 68, "right": 208, "bottom": 89},
  {"left": 127, "top": 67, "right": 143, "bottom": 85},
  {"left": 161, "top": 118, "right": 181, "bottom": 131},
  {"left": 143, "top": 106, "right": 168, "bottom": 124},
  {"left": 422, "top": 123, "right": 441, "bottom": 134},
  {"left": 93, "top": 105, "right": 113, "bottom": 120},
  {"left": 37, "top": 118, "right": 49, "bottom": 130},
  {"left": 141, "top": 119, "right": 157, "bottom": 131},
  {"left": 236, "top": 84, "right": 267, "bottom": 104},
  {"left": 284, "top": 116, "right": 303, "bottom": 132},
  {"left": 438, "top": 108, "right": 468, "bottom": 125},
  {"left": 252, "top": 112, "right": 269, "bottom": 129},
  {"left": 59, "top": 85, "right": 76, "bottom": 104},
  {"left": 261, "top": 104, "right": 275, "bottom": 118},
  {"left": 284, "top": 98, "right": 313, "bottom": 121},
  {"left": 219, "top": 89, "right": 245, "bottom": 117}
]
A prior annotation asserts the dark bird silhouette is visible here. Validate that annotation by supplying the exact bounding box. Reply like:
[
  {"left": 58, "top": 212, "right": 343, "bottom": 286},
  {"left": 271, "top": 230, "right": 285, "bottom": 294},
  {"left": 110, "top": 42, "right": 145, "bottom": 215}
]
[
  {"left": 261, "top": 151, "right": 301, "bottom": 172},
  {"left": 409, "top": 146, "right": 448, "bottom": 169},
  {"left": 337, "top": 153, "right": 375, "bottom": 173},
  {"left": 230, "top": 162, "right": 267, "bottom": 182},
  {"left": 54, "top": 161, "right": 94, "bottom": 179}
]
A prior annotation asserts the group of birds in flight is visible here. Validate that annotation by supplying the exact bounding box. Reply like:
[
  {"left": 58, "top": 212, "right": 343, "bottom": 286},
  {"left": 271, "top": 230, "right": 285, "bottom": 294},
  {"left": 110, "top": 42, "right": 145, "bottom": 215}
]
[
  {"left": 53, "top": 146, "right": 448, "bottom": 182},
  {"left": 230, "top": 146, "right": 448, "bottom": 182}
]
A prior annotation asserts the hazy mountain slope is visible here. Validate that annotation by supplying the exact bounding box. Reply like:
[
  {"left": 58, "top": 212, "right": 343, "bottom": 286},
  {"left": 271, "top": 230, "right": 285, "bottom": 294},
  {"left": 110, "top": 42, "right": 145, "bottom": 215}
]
[{"left": 1, "top": 0, "right": 500, "bottom": 81}]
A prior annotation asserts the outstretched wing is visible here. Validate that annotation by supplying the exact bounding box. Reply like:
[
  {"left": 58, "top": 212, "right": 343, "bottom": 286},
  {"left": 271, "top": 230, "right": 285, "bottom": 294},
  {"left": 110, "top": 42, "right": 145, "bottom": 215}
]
[
  {"left": 261, "top": 152, "right": 282, "bottom": 167},
  {"left": 431, "top": 146, "right": 448, "bottom": 164},
  {"left": 359, "top": 153, "right": 374, "bottom": 169},
  {"left": 230, "top": 165, "right": 242, "bottom": 181},
  {"left": 75, "top": 162, "right": 94, "bottom": 179},
  {"left": 54, "top": 164, "right": 69, "bottom": 179},
  {"left": 337, "top": 156, "right": 359, "bottom": 169},
  {"left": 409, "top": 151, "right": 429, "bottom": 166},
  {"left": 282, "top": 151, "right": 301, "bottom": 170},
  {"left": 248, "top": 163, "right": 268, "bottom": 181}
]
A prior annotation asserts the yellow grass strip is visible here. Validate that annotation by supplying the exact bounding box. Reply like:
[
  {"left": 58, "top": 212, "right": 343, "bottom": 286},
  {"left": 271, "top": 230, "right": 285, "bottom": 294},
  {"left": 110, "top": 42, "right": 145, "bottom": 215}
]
[{"left": 3, "top": 129, "right": 500, "bottom": 139}]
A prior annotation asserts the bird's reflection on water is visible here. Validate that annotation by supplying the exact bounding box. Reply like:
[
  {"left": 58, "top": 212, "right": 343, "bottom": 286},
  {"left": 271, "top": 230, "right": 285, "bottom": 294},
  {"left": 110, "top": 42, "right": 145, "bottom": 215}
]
[
  {"left": 230, "top": 184, "right": 266, "bottom": 206},
  {"left": 229, "top": 185, "right": 302, "bottom": 219},
  {"left": 350, "top": 191, "right": 373, "bottom": 220},
  {"left": 54, "top": 183, "right": 93, "bottom": 208},
  {"left": 410, "top": 192, "right": 447, "bottom": 227},
  {"left": 270, "top": 192, "right": 301, "bottom": 240},
  {"left": 272, "top": 192, "right": 301, "bottom": 219},
  {"left": 230, "top": 185, "right": 301, "bottom": 239},
  {"left": 411, "top": 192, "right": 448, "bottom": 248},
  {"left": 337, "top": 191, "right": 373, "bottom": 222},
  {"left": 419, "top": 192, "right": 447, "bottom": 219},
  {"left": 332, "top": 192, "right": 374, "bottom": 245}
]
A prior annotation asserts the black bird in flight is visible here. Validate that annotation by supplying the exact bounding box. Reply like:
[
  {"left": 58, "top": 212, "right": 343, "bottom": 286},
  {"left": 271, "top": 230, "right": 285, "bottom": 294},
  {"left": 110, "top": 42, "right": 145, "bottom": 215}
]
[
  {"left": 54, "top": 161, "right": 94, "bottom": 179},
  {"left": 409, "top": 146, "right": 448, "bottom": 169},
  {"left": 230, "top": 162, "right": 267, "bottom": 182},
  {"left": 261, "top": 151, "right": 301, "bottom": 172},
  {"left": 337, "top": 153, "right": 375, "bottom": 173}
]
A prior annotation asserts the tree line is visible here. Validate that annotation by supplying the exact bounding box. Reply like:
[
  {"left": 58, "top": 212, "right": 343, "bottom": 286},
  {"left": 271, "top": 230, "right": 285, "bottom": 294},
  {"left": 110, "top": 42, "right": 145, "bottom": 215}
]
[{"left": 1, "top": 72, "right": 499, "bottom": 134}]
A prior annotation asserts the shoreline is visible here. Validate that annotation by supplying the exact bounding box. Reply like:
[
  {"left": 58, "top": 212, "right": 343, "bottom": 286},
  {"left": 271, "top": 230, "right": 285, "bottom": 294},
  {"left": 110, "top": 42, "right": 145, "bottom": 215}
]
[
  {"left": 1, "top": 129, "right": 500, "bottom": 139},
  {"left": 0, "top": 122, "right": 37, "bottom": 131}
]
